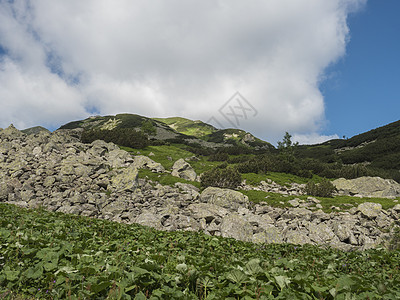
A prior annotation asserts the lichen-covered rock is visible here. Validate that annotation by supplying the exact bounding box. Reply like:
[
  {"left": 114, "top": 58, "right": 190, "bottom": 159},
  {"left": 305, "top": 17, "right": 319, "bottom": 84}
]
[
  {"left": 253, "top": 225, "right": 283, "bottom": 244},
  {"left": 132, "top": 155, "right": 165, "bottom": 173},
  {"left": 332, "top": 222, "right": 353, "bottom": 242},
  {"left": 187, "top": 203, "right": 229, "bottom": 221},
  {"left": 333, "top": 177, "right": 400, "bottom": 198},
  {"left": 106, "top": 149, "right": 133, "bottom": 168},
  {"left": 110, "top": 166, "right": 138, "bottom": 192},
  {"left": 358, "top": 202, "right": 382, "bottom": 218},
  {"left": 200, "top": 187, "right": 249, "bottom": 210},
  {"left": 308, "top": 223, "right": 339, "bottom": 244},
  {"left": 0, "top": 182, "right": 10, "bottom": 201},
  {"left": 135, "top": 212, "right": 163, "bottom": 230},
  {"left": 171, "top": 158, "right": 197, "bottom": 181},
  {"left": 288, "top": 198, "right": 300, "bottom": 207},
  {"left": 220, "top": 213, "right": 253, "bottom": 242},
  {"left": 284, "top": 229, "right": 311, "bottom": 245}
]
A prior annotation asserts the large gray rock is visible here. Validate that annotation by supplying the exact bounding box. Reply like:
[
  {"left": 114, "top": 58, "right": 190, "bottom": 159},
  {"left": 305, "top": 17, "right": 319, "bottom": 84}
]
[
  {"left": 308, "top": 223, "right": 339, "bottom": 244},
  {"left": 200, "top": 187, "right": 249, "bottom": 210},
  {"left": 135, "top": 212, "right": 163, "bottom": 230},
  {"left": 284, "top": 229, "right": 311, "bottom": 245},
  {"left": 171, "top": 158, "right": 197, "bottom": 181},
  {"left": 110, "top": 165, "right": 138, "bottom": 192},
  {"left": 253, "top": 225, "right": 283, "bottom": 244},
  {"left": 220, "top": 213, "right": 253, "bottom": 242},
  {"left": 358, "top": 202, "right": 382, "bottom": 218},
  {"left": 132, "top": 155, "right": 165, "bottom": 173},
  {"left": 0, "top": 182, "right": 11, "bottom": 201},
  {"left": 187, "top": 203, "right": 229, "bottom": 221},
  {"left": 333, "top": 177, "right": 400, "bottom": 198},
  {"left": 106, "top": 149, "right": 133, "bottom": 168}
]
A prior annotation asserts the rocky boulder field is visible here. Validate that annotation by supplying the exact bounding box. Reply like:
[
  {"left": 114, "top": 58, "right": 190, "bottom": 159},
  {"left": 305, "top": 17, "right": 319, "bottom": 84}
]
[{"left": 1, "top": 125, "right": 400, "bottom": 252}]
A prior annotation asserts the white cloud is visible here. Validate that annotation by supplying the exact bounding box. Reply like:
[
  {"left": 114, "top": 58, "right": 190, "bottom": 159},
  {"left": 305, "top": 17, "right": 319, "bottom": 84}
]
[
  {"left": 293, "top": 133, "right": 340, "bottom": 145},
  {"left": 0, "top": 0, "right": 366, "bottom": 142}
]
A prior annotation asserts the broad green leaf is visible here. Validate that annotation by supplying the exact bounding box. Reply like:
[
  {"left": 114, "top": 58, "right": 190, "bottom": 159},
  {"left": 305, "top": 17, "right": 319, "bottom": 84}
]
[
  {"left": 134, "top": 291, "right": 146, "bottom": 300},
  {"left": 24, "top": 264, "right": 43, "bottom": 279},
  {"left": 4, "top": 269, "right": 20, "bottom": 281},
  {"left": 274, "top": 275, "right": 291, "bottom": 290}
]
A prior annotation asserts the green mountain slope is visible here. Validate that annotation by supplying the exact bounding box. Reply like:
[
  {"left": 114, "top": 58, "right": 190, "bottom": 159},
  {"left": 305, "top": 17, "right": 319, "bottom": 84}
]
[
  {"left": 153, "top": 117, "right": 217, "bottom": 138},
  {"left": 59, "top": 113, "right": 274, "bottom": 153},
  {"left": 297, "top": 119, "right": 400, "bottom": 170}
]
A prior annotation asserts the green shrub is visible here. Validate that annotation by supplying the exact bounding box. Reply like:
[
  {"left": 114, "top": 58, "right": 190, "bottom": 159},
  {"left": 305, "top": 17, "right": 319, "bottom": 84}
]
[
  {"left": 208, "top": 152, "right": 229, "bottom": 162},
  {"left": 81, "top": 128, "right": 149, "bottom": 149},
  {"left": 141, "top": 120, "right": 157, "bottom": 135},
  {"left": 201, "top": 167, "right": 242, "bottom": 189},
  {"left": 304, "top": 178, "right": 336, "bottom": 198}
]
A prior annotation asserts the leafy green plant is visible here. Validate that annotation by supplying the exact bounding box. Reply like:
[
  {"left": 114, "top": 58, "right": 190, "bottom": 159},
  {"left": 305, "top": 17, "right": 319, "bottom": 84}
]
[{"left": 1, "top": 203, "right": 400, "bottom": 299}]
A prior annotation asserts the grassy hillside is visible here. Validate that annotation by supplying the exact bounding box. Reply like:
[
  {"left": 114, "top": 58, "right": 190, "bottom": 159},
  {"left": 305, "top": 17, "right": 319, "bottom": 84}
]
[
  {"left": 1, "top": 203, "right": 399, "bottom": 299},
  {"left": 59, "top": 114, "right": 275, "bottom": 156},
  {"left": 296, "top": 120, "right": 400, "bottom": 180},
  {"left": 153, "top": 117, "right": 217, "bottom": 138}
]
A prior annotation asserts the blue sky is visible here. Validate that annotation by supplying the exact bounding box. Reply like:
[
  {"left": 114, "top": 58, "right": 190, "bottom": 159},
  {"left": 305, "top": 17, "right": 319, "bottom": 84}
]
[
  {"left": 322, "top": 0, "right": 400, "bottom": 140},
  {"left": 1, "top": 0, "right": 397, "bottom": 145}
]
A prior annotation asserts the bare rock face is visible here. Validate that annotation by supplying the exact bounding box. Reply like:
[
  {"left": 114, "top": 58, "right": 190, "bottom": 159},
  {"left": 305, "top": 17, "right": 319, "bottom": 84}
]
[
  {"left": 171, "top": 158, "right": 197, "bottom": 181},
  {"left": 333, "top": 177, "right": 400, "bottom": 198}
]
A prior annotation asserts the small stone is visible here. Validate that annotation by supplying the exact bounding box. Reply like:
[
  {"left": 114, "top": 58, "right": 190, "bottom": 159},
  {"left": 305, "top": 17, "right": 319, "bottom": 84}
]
[{"left": 288, "top": 199, "right": 300, "bottom": 207}]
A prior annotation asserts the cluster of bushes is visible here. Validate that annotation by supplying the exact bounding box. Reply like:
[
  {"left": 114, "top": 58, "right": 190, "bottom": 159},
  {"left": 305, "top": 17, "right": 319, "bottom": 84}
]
[
  {"left": 81, "top": 128, "right": 149, "bottom": 149},
  {"left": 303, "top": 179, "right": 336, "bottom": 198},
  {"left": 234, "top": 152, "right": 400, "bottom": 182},
  {"left": 208, "top": 152, "right": 229, "bottom": 162},
  {"left": 201, "top": 166, "right": 242, "bottom": 189}
]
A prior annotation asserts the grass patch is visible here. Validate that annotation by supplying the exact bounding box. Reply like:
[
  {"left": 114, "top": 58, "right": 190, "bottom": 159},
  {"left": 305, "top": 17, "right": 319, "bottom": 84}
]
[{"left": 241, "top": 172, "right": 323, "bottom": 187}]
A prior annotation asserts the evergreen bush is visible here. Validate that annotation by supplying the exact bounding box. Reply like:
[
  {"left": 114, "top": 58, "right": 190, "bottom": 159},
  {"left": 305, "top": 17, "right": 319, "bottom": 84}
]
[
  {"left": 304, "top": 178, "right": 336, "bottom": 198},
  {"left": 201, "top": 167, "right": 242, "bottom": 189}
]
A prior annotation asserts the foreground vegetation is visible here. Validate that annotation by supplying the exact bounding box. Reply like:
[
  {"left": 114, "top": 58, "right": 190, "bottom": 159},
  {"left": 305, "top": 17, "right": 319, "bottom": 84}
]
[{"left": 1, "top": 203, "right": 400, "bottom": 299}]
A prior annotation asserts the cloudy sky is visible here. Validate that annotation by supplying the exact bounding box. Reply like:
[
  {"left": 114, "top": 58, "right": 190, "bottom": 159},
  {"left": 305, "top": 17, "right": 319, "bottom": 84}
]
[{"left": 0, "top": 0, "right": 398, "bottom": 144}]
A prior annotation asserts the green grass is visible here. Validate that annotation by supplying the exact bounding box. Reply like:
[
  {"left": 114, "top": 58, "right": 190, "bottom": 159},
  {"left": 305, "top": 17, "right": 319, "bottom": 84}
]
[
  {"left": 153, "top": 117, "right": 216, "bottom": 138},
  {"left": 1, "top": 203, "right": 400, "bottom": 299},
  {"left": 120, "top": 144, "right": 194, "bottom": 169},
  {"left": 242, "top": 172, "right": 324, "bottom": 187}
]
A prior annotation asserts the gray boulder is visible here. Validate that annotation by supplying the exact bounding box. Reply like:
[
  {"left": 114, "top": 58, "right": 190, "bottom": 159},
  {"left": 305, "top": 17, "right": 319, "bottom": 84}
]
[
  {"left": 135, "top": 212, "right": 163, "bottom": 230},
  {"left": 253, "top": 225, "right": 283, "bottom": 244},
  {"left": 200, "top": 187, "right": 249, "bottom": 211},
  {"left": 132, "top": 155, "right": 165, "bottom": 173},
  {"left": 110, "top": 165, "right": 138, "bottom": 192},
  {"left": 358, "top": 202, "right": 382, "bottom": 218},
  {"left": 220, "top": 213, "right": 253, "bottom": 242},
  {"left": 333, "top": 176, "right": 400, "bottom": 198},
  {"left": 171, "top": 158, "right": 197, "bottom": 181}
]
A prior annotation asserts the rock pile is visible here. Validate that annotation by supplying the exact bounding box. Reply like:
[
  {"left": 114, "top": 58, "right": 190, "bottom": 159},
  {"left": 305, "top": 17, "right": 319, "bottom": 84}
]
[{"left": 1, "top": 125, "right": 399, "bottom": 251}]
